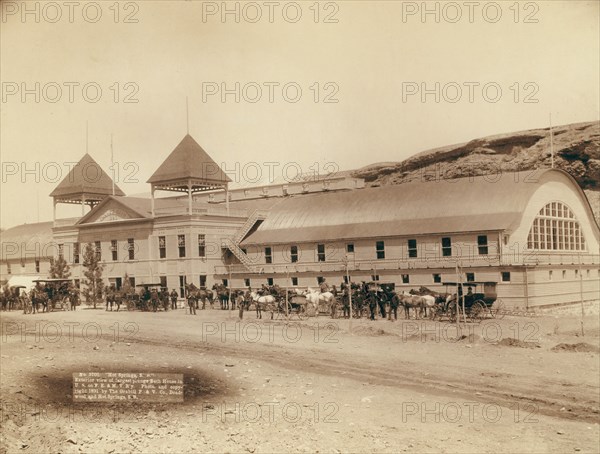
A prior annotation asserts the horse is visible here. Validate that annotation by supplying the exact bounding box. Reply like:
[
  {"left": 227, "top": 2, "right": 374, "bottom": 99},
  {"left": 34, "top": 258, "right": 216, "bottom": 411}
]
[
  {"left": 186, "top": 284, "right": 213, "bottom": 310},
  {"left": 303, "top": 288, "right": 337, "bottom": 314},
  {"left": 409, "top": 288, "right": 441, "bottom": 318},
  {"left": 30, "top": 288, "right": 48, "bottom": 314},
  {"left": 250, "top": 291, "right": 276, "bottom": 319},
  {"left": 212, "top": 283, "right": 230, "bottom": 310},
  {"left": 395, "top": 291, "right": 426, "bottom": 319}
]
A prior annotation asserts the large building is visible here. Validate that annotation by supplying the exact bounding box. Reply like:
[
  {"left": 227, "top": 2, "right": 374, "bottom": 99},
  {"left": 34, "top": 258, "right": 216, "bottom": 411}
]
[{"left": 1, "top": 134, "right": 599, "bottom": 309}]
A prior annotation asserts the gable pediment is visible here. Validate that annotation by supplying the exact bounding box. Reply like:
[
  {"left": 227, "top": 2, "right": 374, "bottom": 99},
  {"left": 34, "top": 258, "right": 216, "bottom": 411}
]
[{"left": 78, "top": 199, "right": 146, "bottom": 225}]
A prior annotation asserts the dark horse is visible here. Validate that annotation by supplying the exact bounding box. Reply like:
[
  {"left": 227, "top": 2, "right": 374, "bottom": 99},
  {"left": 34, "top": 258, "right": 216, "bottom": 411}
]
[{"left": 212, "top": 283, "right": 229, "bottom": 310}]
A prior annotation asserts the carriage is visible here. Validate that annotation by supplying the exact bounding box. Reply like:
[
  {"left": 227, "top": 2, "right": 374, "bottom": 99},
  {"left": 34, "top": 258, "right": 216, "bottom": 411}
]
[
  {"left": 434, "top": 281, "right": 505, "bottom": 322},
  {"left": 32, "top": 278, "right": 75, "bottom": 311},
  {"left": 132, "top": 283, "right": 165, "bottom": 311}
]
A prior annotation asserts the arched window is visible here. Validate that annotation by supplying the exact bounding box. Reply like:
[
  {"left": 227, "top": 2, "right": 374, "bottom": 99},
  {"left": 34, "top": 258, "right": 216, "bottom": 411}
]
[{"left": 527, "top": 202, "right": 586, "bottom": 251}]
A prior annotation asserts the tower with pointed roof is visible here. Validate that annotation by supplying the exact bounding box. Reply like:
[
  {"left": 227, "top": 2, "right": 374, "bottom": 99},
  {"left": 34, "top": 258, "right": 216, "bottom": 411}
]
[
  {"left": 50, "top": 153, "right": 125, "bottom": 220},
  {"left": 147, "top": 134, "right": 232, "bottom": 216}
]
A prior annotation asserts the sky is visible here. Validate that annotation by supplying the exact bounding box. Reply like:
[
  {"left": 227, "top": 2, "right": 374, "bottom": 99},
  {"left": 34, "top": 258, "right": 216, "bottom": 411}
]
[{"left": 1, "top": 0, "right": 599, "bottom": 229}]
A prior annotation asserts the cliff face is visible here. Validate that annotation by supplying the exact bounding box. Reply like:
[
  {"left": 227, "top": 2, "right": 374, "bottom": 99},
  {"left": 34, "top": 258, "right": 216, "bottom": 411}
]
[{"left": 351, "top": 121, "right": 600, "bottom": 224}]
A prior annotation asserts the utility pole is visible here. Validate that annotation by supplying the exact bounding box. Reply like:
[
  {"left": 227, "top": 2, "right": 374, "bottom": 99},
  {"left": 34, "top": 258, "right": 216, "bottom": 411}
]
[{"left": 346, "top": 257, "right": 353, "bottom": 334}]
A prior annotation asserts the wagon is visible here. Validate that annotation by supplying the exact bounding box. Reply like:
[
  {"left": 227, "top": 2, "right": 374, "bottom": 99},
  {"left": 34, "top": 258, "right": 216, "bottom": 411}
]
[
  {"left": 436, "top": 281, "right": 505, "bottom": 322},
  {"left": 32, "top": 278, "right": 74, "bottom": 311}
]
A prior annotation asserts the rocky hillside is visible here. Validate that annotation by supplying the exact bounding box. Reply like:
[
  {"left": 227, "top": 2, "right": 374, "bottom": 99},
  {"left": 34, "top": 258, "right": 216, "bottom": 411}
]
[{"left": 352, "top": 121, "right": 600, "bottom": 224}]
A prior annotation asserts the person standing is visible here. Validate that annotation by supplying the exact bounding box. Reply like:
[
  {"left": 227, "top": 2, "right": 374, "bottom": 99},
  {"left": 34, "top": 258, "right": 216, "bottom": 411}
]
[{"left": 170, "top": 289, "right": 178, "bottom": 310}]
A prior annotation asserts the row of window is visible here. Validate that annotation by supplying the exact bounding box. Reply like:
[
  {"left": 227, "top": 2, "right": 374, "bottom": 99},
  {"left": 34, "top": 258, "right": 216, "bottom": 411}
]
[
  {"left": 261, "top": 236, "right": 489, "bottom": 264},
  {"left": 549, "top": 269, "right": 598, "bottom": 280},
  {"left": 67, "top": 235, "right": 208, "bottom": 264},
  {"left": 159, "top": 235, "right": 206, "bottom": 259},
  {"left": 5, "top": 260, "right": 41, "bottom": 274}
]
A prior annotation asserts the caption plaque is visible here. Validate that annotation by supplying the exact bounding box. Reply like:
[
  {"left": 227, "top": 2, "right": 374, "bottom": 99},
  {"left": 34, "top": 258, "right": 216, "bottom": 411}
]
[{"left": 73, "top": 372, "right": 184, "bottom": 403}]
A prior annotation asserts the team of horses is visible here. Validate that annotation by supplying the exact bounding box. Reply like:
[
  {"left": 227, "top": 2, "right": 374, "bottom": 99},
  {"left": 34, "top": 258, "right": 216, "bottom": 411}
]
[{"left": 0, "top": 283, "right": 79, "bottom": 314}]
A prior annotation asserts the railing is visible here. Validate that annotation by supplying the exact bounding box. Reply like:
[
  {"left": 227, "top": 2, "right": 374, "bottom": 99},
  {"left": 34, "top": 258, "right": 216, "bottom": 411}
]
[
  {"left": 153, "top": 206, "right": 249, "bottom": 217},
  {"left": 213, "top": 252, "right": 600, "bottom": 276},
  {"left": 222, "top": 238, "right": 254, "bottom": 267},
  {"left": 214, "top": 255, "right": 505, "bottom": 275},
  {"left": 233, "top": 210, "right": 268, "bottom": 243}
]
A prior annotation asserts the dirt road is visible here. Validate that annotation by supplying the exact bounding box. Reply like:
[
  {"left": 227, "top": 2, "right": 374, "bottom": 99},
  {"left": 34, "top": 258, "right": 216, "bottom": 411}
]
[{"left": 1, "top": 308, "right": 599, "bottom": 453}]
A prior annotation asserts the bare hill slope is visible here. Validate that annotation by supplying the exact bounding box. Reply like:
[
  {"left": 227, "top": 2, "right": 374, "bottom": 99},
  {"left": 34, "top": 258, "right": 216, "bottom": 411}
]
[{"left": 351, "top": 121, "right": 600, "bottom": 224}]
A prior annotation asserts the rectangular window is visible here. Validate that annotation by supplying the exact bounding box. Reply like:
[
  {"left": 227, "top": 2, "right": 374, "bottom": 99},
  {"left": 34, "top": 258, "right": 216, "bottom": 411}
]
[
  {"left": 265, "top": 247, "right": 272, "bottom": 264},
  {"left": 290, "top": 245, "right": 298, "bottom": 263},
  {"left": 35, "top": 260, "right": 40, "bottom": 273},
  {"left": 222, "top": 279, "right": 228, "bottom": 287},
  {"left": 267, "top": 277, "right": 274, "bottom": 286},
  {"left": 346, "top": 243, "right": 354, "bottom": 253},
  {"left": 128, "top": 238, "right": 135, "bottom": 260},
  {"left": 111, "top": 240, "right": 118, "bottom": 261},
  {"left": 198, "top": 234, "right": 206, "bottom": 257},
  {"left": 371, "top": 275, "right": 379, "bottom": 282},
  {"left": 317, "top": 276, "right": 325, "bottom": 284},
  {"left": 562, "top": 270, "right": 567, "bottom": 279},
  {"left": 129, "top": 277, "right": 135, "bottom": 288},
  {"left": 433, "top": 273, "right": 441, "bottom": 283},
  {"left": 179, "top": 275, "right": 186, "bottom": 298},
  {"left": 291, "top": 277, "right": 298, "bottom": 286},
  {"left": 178, "top": 234, "right": 186, "bottom": 258},
  {"left": 115, "top": 277, "right": 122, "bottom": 290},
  {"left": 73, "top": 243, "right": 80, "bottom": 264},
  {"left": 160, "top": 276, "right": 167, "bottom": 292},
  {"left": 376, "top": 241, "right": 385, "bottom": 260},
  {"left": 402, "top": 274, "right": 409, "bottom": 284},
  {"left": 159, "top": 236, "right": 166, "bottom": 259},
  {"left": 501, "top": 271, "right": 511, "bottom": 282},
  {"left": 478, "top": 235, "right": 488, "bottom": 255},
  {"left": 317, "top": 244, "right": 326, "bottom": 262},
  {"left": 408, "top": 239, "right": 417, "bottom": 258},
  {"left": 199, "top": 275, "right": 207, "bottom": 288},
  {"left": 7, "top": 263, "right": 11, "bottom": 274},
  {"left": 466, "top": 273, "right": 475, "bottom": 282},
  {"left": 93, "top": 241, "right": 100, "bottom": 261},
  {"left": 549, "top": 270, "right": 553, "bottom": 280},
  {"left": 442, "top": 237, "right": 452, "bottom": 257},
  {"left": 244, "top": 278, "right": 251, "bottom": 287},
  {"left": 343, "top": 275, "right": 349, "bottom": 284}
]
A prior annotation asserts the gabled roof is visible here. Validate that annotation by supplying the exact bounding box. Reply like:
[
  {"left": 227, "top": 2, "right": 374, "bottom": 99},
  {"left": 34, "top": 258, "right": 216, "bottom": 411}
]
[
  {"left": 49, "top": 154, "right": 125, "bottom": 198},
  {"left": 76, "top": 196, "right": 151, "bottom": 225},
  {"left": 147, "top": 134, "right": 232, "bottom": 185},
  {"left": 241, "top": 169, "right": 597, "bottom": 245}
]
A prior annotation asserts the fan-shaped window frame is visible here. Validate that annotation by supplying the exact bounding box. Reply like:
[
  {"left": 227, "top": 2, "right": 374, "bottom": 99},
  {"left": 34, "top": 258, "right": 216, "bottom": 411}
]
[{"left": 527, "top": 202, "right": 586, "bottom": 251}]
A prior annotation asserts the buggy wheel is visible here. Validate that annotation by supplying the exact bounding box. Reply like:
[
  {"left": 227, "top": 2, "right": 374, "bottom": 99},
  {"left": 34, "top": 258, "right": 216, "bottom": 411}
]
[
  {"left": 491, "top": 299, "right": 506, "bottom": 319},
  {"left": 469, "top": 301, "right": 487, "bottom": 322}
]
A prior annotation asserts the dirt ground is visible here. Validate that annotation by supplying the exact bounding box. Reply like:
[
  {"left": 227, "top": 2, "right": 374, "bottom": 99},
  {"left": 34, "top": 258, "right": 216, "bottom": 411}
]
[{"left": 1, "top": 305, "right": 599, "bottom": 453}]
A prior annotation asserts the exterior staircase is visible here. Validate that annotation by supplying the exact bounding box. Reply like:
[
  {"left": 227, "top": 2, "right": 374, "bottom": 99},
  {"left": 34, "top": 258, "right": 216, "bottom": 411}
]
[
  {"left": 234, "top": 210, "right": 267, "bottom": 243},
  {"left": 224, "top": 210, "right": 268, "bottom": 270}
]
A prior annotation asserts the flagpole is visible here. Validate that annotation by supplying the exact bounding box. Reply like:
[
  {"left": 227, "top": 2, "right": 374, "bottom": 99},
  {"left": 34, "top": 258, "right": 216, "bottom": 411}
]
[
  {"left": 111, "top": 134, "right": 115, "bottom": 196},
  {"left": 550, "top": 113, "right": 554, "bottom": 169}
]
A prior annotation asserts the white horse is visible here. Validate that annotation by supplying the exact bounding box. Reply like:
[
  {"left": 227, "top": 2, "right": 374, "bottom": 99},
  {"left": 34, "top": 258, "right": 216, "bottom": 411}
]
[
  {"left": 250, "top": 291, "right": 276, "bottom": 319},
  {"left": 303, "top": 288, "right": 336, "bottom": 311}
]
